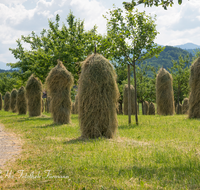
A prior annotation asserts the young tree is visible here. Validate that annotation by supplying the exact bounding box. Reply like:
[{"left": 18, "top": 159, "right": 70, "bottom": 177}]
[
  {"left": 168, "top": 55, "right": 190, "bottom": 114},
  {"left": 104, "top": 6, "right": 163, "bottom": 125}
]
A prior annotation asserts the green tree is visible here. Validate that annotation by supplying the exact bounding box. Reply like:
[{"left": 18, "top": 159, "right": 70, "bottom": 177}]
[
  {"left": 8, "top": 12, "right": 103, "bottom": 85},
  {"left": 0, "top": 72, "right": 23, "bottom": 95},
  {"left": 104, "top": 6, "right": 164, "bottom": 124},
  {"left": 168, "top": 55, "right": 190, "bottom": 114}
]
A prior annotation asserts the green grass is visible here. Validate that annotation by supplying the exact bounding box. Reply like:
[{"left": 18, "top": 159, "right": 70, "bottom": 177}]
[{"left": 0, "top": 110, "right": 200, "bottom": 189}]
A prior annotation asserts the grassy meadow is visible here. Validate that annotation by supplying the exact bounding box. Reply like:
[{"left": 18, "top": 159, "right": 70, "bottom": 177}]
[{"left": 0, "top": 108, "right": 200, "bottom": 189}]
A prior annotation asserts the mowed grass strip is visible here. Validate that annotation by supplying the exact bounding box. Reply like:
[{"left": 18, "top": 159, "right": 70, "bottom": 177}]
[{"left": 0, "top": 110, "right": 200, "bottom": 189}]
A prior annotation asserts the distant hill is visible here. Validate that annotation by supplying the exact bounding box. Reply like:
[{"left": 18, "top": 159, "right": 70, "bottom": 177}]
[
  {"left": 141, "top": 46, "right": 193, "bottom": 70},
  {"left": 174, "top": 43, "right": 200, "bottom": 49}
]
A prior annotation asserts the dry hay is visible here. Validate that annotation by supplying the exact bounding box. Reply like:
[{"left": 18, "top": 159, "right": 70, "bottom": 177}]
[
  {"left": 176, "top": 103, "right": 182, "bottom": 114},
  {"left": 149, "top": 102, "right": 155, "bottom": 115},
  {"left": 0, "top": 93, "right": 2, "bottom": 110},
  {"left": 16, "top": 86, "right": 27, "bottom": 115},
  {"left": 123, "top": 84, "right": 136, "bottom": 115},
  {"left": 26, "top": 74, "right": 43, "bottom": 117},
  {"left": 156, "top": 68, "right": 174, "bottom": 115},
  {"left": 182, "top": 98, "right": 189, "bottom": 115},
  {"left": 71, "top": 102, "right": 75, "bottom": 114},
  {"left": 74, "top": 94, "right": 78, "bottom": 114},
  {"left": 4, "top": 92, "right": 10, "bottom": 111},
  {"left": 42, "top": 99, "right": 44, "bottom": 112},
  {"left": 46, "top": 60, "right": 73, "bottom": 124},
  {"left": 10, "top": 89, "right": 18, "bottom": 113},
  {"left": 78, "top": 53, "right": 119, "bottom": 139},
  {"left": 45, "top": 96, "right": 51, "bottom": 113},
  {"left": 189, "top": 57, "right": 200, "bottom": 118},
  {"left": 143, "top": 101, "right": 149, "bottom": 115},
  {"left": 117, "top": 102, "right": 123, "bottom": 115}
]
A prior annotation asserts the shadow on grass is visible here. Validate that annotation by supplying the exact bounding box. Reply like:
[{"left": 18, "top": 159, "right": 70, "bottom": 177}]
[
  {"left": 35, "top": 123, "right": 63, "bottom": 128},
  {"left": 63, "top": 136, "right": 106, "bottom": 145},
  {"left": 118, "top": 123, "right": 139, "bottom": 129},
  {"left": 17, "top": 116, "right": 51, "bottom": 122}
]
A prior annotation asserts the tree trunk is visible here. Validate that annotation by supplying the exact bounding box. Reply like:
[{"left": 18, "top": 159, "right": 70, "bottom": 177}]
[
  {"left": 128, "top": 64, "right": 131, "bottom": 124},
  {"left": 133, "top": 61, "right": 138, "bottom": 125}
]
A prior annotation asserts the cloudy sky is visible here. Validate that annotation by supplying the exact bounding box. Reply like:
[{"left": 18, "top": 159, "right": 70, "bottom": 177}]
[{"left": 0, "top": 0, "right": 199, "bottom": 69}]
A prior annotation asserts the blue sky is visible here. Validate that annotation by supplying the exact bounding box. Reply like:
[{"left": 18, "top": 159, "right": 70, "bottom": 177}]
[{"left": 0, "top": 0, "right": 199, "bottom": 69}]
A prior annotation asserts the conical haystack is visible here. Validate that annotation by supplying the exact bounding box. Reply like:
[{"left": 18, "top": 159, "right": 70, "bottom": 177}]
[
  {"left": 17, "top": 86, "right": 27, "bottom": 115},
  {"left": 78, "top": 54, "right": 119, "bottom": 139},
  {"left": 0, "top": 93, "right": 2, "bottom": 110},
  {"left": 176, "top": 103, "right": 182, "bottom": 114},
  {"left": 26, "top": 74, "right": 43, "bottom": 117},
  {"left": 74, "top": 94, "right": 78, "bottom": 114},
  {"left": 156, "top": 68, "right": 174, "bottom": 115},
  {"left": 71, "top": 102, "right": 75, "bottom": 114},
  {"left": 4, "top": 92, "right": 11, "bottom": 111},
  {"left": 45, "top": 96, "right": 51, "bottom": 113},
  {"left": 149, "top": 102, "right": 155, "bottom": 115},
  {"left": 182, "top": 98, "right": 189, "bottom": 115},
  {"left": 46, "top": 60, "right": 73, "bottom": 124},
  {"left": 143, "top": 101, "right": 149, "bottom": 115},
  {"left": 10, "top": 89, "right": 18, "bottom": 113},
  {"left": 189, "top": 57, "right": 200, "bottom": 118},
  {"left": 123, "top": 84, "right": 136, "bottom": 115}
]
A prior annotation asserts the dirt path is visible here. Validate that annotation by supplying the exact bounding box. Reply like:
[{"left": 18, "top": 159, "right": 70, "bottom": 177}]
[{"left": 0, "top": 124, "right": 22, "bottom": 168}]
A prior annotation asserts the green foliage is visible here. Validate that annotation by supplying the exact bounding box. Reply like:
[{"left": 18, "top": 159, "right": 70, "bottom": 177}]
[
  {"left": 168, "top": 55, "right": 190, "bottom": 104},
  {"left": 0, "top": 72, "right": 23, "bottom": 95},
  {"left": 104, "top": 7, "right": 164, "bottom": 66},
  {"left": 8, "top": 12, "right": 104, "bottom": 84},
  {"left": 123, "top": 0, "right": 183, "bottom": 10}
]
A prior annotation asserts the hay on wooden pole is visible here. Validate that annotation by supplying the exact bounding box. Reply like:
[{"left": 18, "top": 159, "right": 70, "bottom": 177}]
[
  {"left": 156, "top": 68, "right": 174, "bottom": 115},
  {"left": 10, "top": 89, "right": 18, "bottom": 113},
  {"left": 74, "top": 94, "right": 78, "bottom": 114},
  {"left": 149, "top": 102, "right": 155, "bottom": 115},
  {"left": 17, "top": 86, "right": 27, "bottom": 115},
  {"left": 78, "top": 53, "right": 119, "bottom": 139},
  {"left": 0, "top": 93, "right": 2, "bottom": 110},
  {"left": 4, "top": 92, "right": 11, "bottom": 111},
  {"left": 182, "top": 98, "right": 189, "bottom": 115},
  {"left": 123, "top": 84, "right": 135, "bottom": 115},
  {"left": 26, "top": 74, "right": 43, "bottom": 117},
  {"left": 46, "top": 60, "right": 73, "bottom": 124},
  {"left": 176, "top": 103, "right": 182, "bottom": 114},
  {"left": 189, "top": 57, "right": 200, "bottom": 118},
  {"left": 45, "top": 96, "right": 51, "bottom": 113},
  {"left": 143, "top": 101, "right": 149, "bottom": 115}
]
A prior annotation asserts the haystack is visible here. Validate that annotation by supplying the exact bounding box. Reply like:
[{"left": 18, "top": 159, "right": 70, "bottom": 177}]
[
  {"left": 123, "top": 84, "right": 135, "bottom": 115},
  {"left": 74, "top": 94, "right": 78, "bottom": 114},
  {"left": 26, "top": 74, "right": 42, "bottom": 117},
  {"left": 71, "top": 102, "right": 75, "bottom": 114},
  {"left": 189, "top": 57, "right": 200, "bottom": 118},
  {"left": 46, "top": 60, "right": 73, "bottom": 124},
  {"left": 10, "top": 89, "right": 18, "bottom": 113},
  {"left": 117, "top": 102, "right": 123, "bottom": 115},
  {"left": 149, "top": 102, "right": 155, "bottom": 115},
  {"left": 182, "top": 98, "right": 189, "bottom": 115},
  {"left": 45, "top": 96, "right": 51, "bottom": 113},
  {"left": 17, "top": 86, "right": 27, "bottom": 115},
  {"left": 143, "top": 101, "right": 149, "bottom": 115},
  {"left": 176, "top": 103, "right": 182, "bottom": 114},
  {"left": 42, "top": 99, "right": 44, "bottom": 112},
  {"left": 0, "top": 93, "right": 2, "bottom": 110},
  {"left": 4, "top": 92, "right": 10, "bottom": 111},
  {"left": 78, "top": 54, "right": 119, "bottom": 139},
  {"left": 156, "top": 68, "right": 174, "bottom": 115}
]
